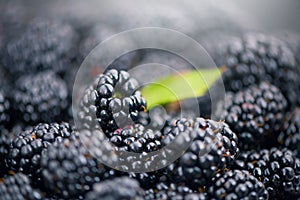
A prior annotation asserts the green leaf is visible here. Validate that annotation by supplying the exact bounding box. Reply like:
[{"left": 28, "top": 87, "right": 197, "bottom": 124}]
[{"left": 141, "top": 68, "right": 223, "bottom": 109}]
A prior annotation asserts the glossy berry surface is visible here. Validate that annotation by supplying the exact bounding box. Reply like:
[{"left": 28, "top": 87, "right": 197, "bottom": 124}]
[
  {"left": 220, "top": 33, "right": 300, "bottom": 108},
  {"left": 207, "top": 169, "right": 269, "bottom": 200},
  {"left": 233, "top": 148, "right": 300, "bottom": 199},
  {"left": 218, "top": 82, "right": 287, "bottom": 150},
  {"left": 6, "top": 122, "right": 73, "bottom": 179}
]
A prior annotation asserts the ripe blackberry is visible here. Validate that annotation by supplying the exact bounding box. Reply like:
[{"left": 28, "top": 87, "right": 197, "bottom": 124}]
[
  {"left": 207, "top": 169, "right": 269, "bottom": 200},
  {"left": 220, "top": 33, "right": 300, "bottom": 107},
  {"left": 4, "top": 18, "right": 78, "bottom": 77},
  {"left": 78, "top": 69, "right": 147, "bottom": 134},
  {"left": 0, "top": 90, "right": 11, "bottom": 129},
  {"left": 128, "top": 171, "right": 165, "bottom": 190},
  {"left": 6, "top": 122, "right": 73, "bottom": 180},
  {"left": 145, "top": 181, "right": 207, "bottom": 200},
  {"left": 278, "top": 108, "right": 300, "bottom": 157},
  {"left": 165, "top": 118, "right": 239, "bottom": 189},
  {"left": 109, "top": 124, "right": 163, "bottom": 153},
  {"left": 12, "top": 71, "right": 69, "bottom": 125},
  {"left": 0, "top": 172, "right": 42, "bottom": 200},
  {"left": 85, "top": 177, "right": 145, "bottom": 200},
  {"left": 233, "top": 148, "right": 300, "bottom": 199},
  {"left": 217, "top": 82, "right": 287, "bottom": 150},
  {"left": 40, "top": 135, "right": 113, "bottom": 198},
  {"left": 0, "top": 129, "right": 15, "bottom": 177}
]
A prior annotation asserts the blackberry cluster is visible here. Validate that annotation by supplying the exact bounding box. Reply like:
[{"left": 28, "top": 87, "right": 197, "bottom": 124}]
[
  {"left": 0, "top": 172, "right": 42, "bottom": 200},
  {"left": 78, "top": 69, "right": 147, "bottom": 134},
  {"left": 4, "top": 18, "right": 78, "bottom": 77},
  {"left": 278, "top": 108, "right": 300, "bottom": 157},
  {"left": 218, "top": 82, "right": 287, "bottom": 150},
  {"left": 220, "top": 33, "right": 300, "bottom": 107},
  {"left": 12, "top": 71, "right": 69, "bottom": 125},
  {"left": 233, "top": 148, "right": 300, "bottom": 199},
  {"left": 0, "top": 90, "right": 11, "bottom": 129},
  {"left": 207, "top": 169, "right": 269, "bottom": 199},
  {"left": 40, "top": 135, "right": 111, "bottom": 198},
  {"left": 165, "top": 118, "right": 239, "bottom": 189},
  {"left": 6, "top": 122, "right": 73, "bottom": 178},
  {"left": 145, "top": 181, "right": 207, "bottom": 200},
  {"left": 85, "top": 177, "right": 145, "bottom": 200},
  {"left": 2, "top": 11, "right": 300, "bottom": 199}
]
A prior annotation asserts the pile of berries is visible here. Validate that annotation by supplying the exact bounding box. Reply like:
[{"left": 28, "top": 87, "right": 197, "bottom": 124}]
[{"left": 0, "top": 8, "right": 299, "bottom": 200}]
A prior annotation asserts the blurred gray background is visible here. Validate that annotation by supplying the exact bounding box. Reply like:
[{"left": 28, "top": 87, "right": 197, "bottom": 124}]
[{"left": 1, "top": 0, "right": 300, "bottom": 60}]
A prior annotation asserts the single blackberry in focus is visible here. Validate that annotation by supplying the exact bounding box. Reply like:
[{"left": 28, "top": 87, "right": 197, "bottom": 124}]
[
  {"left": 13, "top": 71, "right": 69, "bottom": 125},
  {"left": 165, "top": 118, "right": 239, "bottom": 189},
  {"left": 40, "top": 135, "right": 113, "bottom": 198},
  {"left": 207, "top": 169, "right": 269, "bottom": 200},
  {"left": 0, "top": 90, "right": 11, "bottom": 128},
  {"left": 6, "top": 122, "right": 73, "bottom": 181},
  {"left": 278, "top": 108, "right": 300, "bottom": 157},
  {"left": 220, "top": 33, "right": 300, "bottom": 107},
  {"left": 85, "top": 176, "right": 145, "bottom": 200},
  {"left": 4, "top": 18, "right": 78, "bottom": 77},
  {"left": 233, "top": 148, "right": 300, "bottom": 199},
  {"left": 217, "top": 82, "right": 287, "bottom": 150},
  {"left": 145, "top": 181, "right": 207, "bottom": 200},
  {"left": 0, "top": 172, "right": 42, "bottom": 200},
  {"left": 78, "top": 69, "right": 147, "bottom": 134}
]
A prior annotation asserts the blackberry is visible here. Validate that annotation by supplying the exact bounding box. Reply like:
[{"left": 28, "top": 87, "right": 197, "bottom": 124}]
[
  {"left": 217, "top": 82, "right": 287, "bottom": 150},
  {"left": 6, "top": 122, "right": 73, "bottom": 180},
  {"left": 109, "top": 124, "right": 163, "bottom": 153},
  {"left": 128, "top": 170, "right": 164, "bottom": 190},
  {"left": 12, "top": 71, "right": 69, "bottom": 125},
  {"left": 4, "top": 18, "right": 78, "bottom": 77},
  {"left": 85, "top": 177, "right": 145, "bottom": 200},
  {"left": 145, "top": 181, "right": 207, "bottom": 200},
  {"left": 278, "top": 108, "right": 300, "bottom": 157},
  {"left": 0, "top": 129, "right": 15, "bottom": 177},
  {"left": 0, "top": 172, "right": 42, "bottom": 200},
  {"left": 165, "top": 118, "right": 239, "bottom": 189},
  {"left": 78, "top": 69, "right": 147, "bottom": 134},
  {"left": 233, "top": 148, "right": 300, "bottom": 199},
  {"left": 220, "top": 33, "right": 300, "bottom": 107},
  {"left": 207, "top": 169, "right": 269, "bottom": 200},
  {"left": 0, "top": 90, "right": 11, "bottom": 129},
  {"left": 40, "top": 135, "right": 112, "bottom": 198},
  {"left": 105, "top": 124, "right": 166, "bottom": 189}
]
